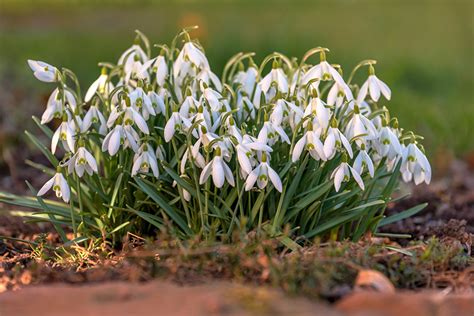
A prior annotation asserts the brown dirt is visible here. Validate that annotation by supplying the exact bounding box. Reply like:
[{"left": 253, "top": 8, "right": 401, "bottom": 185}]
[
  {"left": 383, "top": 160, "right": 474, "bottom": 243},
  {"left": 0, "top": 281, "right": 341, "bottom": 316},
  {"left": 337, "top": 291, "right": 474, "bottom": 316}
]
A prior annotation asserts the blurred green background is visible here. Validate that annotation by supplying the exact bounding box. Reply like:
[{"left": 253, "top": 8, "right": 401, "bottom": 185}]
[{"left": 0, "top": 0, "right": 473, "bottom": 162}]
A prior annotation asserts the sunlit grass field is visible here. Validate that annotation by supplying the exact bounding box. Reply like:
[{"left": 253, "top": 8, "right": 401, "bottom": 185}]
[{"left": 0, "top": 0, "right": 472, "bottom": 157}]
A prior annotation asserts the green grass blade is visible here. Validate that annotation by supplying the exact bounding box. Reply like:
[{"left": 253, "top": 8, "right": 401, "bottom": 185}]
[
  {"left": 134, "top": 177, "right": 192, "bottom": 234},
  {"left": 378, "top": 203, "right": 427, "bottom": 227}
]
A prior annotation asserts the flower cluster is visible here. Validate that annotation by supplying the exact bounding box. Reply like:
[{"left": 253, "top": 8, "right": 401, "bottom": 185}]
[{"left": 25, "top": 29, "right": 431, "bottom": 241}]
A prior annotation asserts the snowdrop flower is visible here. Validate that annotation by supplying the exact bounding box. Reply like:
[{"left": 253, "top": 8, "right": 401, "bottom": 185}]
[
  {"left": 136, "top": 53, "right": 169, "bottom": 86},
  {"left": 197, "top": 68, "right": 222, "bottom": 91},
  {"left": 152, "top": 54, "right": 169, "bottom": 86},
  {"left": 292, "top": 125, "right": 326, "bottom": 162},
  {"left": 236, "top": 94, "right": 256, "bottom": 121},
  {"left": 37, "top": 170, "right": 70, "bottom": 202},
  {"left": 51, "top": 120, "right": 75, "bottom": 154},
  {"left": 164, "top": 111, "right": 193, "bottom": 142},
  {"left": 118, "top": 43, "right": 148, "bottom": 82},
  {"left": 304, "top": 92, "right": 331, "bottom": 130},
  {"left": 353, "top": 145, "right": 375, "bottom": 178},
  {"left": 234, "top": 65, "right": 258, "bottom": 96},
  {"left": 200, "top": 83, "right": 224, "bottom": 112},
  {"left": 67, "top": 146, "right": 98, "bottom": 177},
  {"left": 199, "top": 147, "right": 235, "bottom": 188},
  {"left": 42, "top": 88, "right": 77, "bottom": 124},
  {"left": 357, "top": 66, "right": 391, "bottom": 103},
  {"left": 68, "top": 114, "right": 83, "bottom": 134},
  {"left": 123, "top": 105, "right": 150, "bottom": 134},
  {"left": 259, "top": 62, "right": 288, "bottom": 95},
  {"left": 118, "top": 43, "right": 148, "bottom": 66},
  {"left": 301, "top": 53, "right": 350, "bottom": 96},
  {"left": 28, "top": 60, "right": 58, "bottom": 83},
  {"left": 176, "top": 42, "right": 209, "bottom": 70},
  {"left": 245, "top": 153, "right": 282, "bottom": 192},
  {"left": 324, "top": 120, "right": 353, "bottom": 159},
  {"left": 376, "top": 124, "right": 402, "bottom": 160},
  {"left": 83, "top": 105, "right": 107, "bottom": 134},
  {"left": 327, "top": 81, "right": 354, "bottom": 107},
  {"left": 129, "top": 87, "right": 155, "bottom": 120},
  {"left": 102, "top": 124, "right": 139, "bottom": 155},
  {"left": 132, "top": 143, "right": 159, "bottom": 177},
  {"left": 258, "top": 121, "right": 290, "bottom": 146},
  {"left": 181, "top": 141, "right": 206, "bottom": 173},
  {"left": 234, "top": 136, "right": 272, "bottom": 177},
  {"left": 401, "top": 143, "right": 431, "bottom": 185},
  {"left": 331, "top": 160, "right": 365, "bottom": 192},
  {"left": 179, "top": 93, "right": 199, "bottom": 118},
  {"left": 148, "top": 90, "right": 166, "bottom": 115},
  {"left": 85, "top": 68, "right": 113, "bottom": 102},
  {"left": 345, "top": 106, "right": 378, "bottom": 145}
]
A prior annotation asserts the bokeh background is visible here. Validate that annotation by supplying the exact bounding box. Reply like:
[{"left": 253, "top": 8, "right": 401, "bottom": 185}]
[{"left": 0, "top": 0, "right": 473, "bottom": 172}]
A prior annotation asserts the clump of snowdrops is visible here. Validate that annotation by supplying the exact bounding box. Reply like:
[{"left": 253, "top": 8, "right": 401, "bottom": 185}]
[{"left": 1, "top": 28, "right": 431, "bottom": 246}]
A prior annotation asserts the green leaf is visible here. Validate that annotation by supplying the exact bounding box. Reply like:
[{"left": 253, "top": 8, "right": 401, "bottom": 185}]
[
  {"left": 134, "top": 177, "right": 192, "bottom": 234},
  {"left": 378, "top": 203, "right": 427, "bottom": 227},
  {"left": 24, "top": 131, "right": 59, "bottom": 166},
  {"left": 32, "top": 115, "right": 54, "bottom": 138},
  {"left": 127, "top": 207, "right": 163, "bottom": 230},
  {"left": 303, "top": 199, "right": 385, "bottom": 238}
]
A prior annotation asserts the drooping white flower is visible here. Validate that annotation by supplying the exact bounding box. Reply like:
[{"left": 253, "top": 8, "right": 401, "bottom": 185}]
[
  {"left": 136, "top": 54, "right": 169, "bottom": 87},
  {"left": 258, "top": 121, "right": 290, "bottom": 146},
  {"left": 199, "top": 147, "right": 235, "bottom": 188},
  {"left": 173, "top": 42, "right": 210, "bottom": 82},
  {"left": 118, "top": 44, "right": 148, "bottom": 83},
  {"left": 375, "top": 125, "right": 402, "bottom": 160},
  {"left": 304, "top": 93, "right": 331, "bottom": 130},
  {"left": 41, "top": 88, "right": 77, "bottom": 124},
  {"left": 324, "top": 124, "right": 353, "bottom": 159},
  {"left": 85, "top": 68, "right": 113, "bottom": 102},
  {"left": 83, "top": 105, "right": 107, "bottom": 134},
  {"left": 148, "top": 90, "right": 166, "bottom": 115},
  {"left": 197, "top": 68, "right": 222, "bottom": 91},
  {"left": 301, "top": 57, "right": 350, "bottom": 96},
  {"left": 292, "top": 127, "right": 326, "bottom": 162},
  {"left": 357, "top": 68, "right": 391, "bottom": 103},
  {"left": 27, "top": 60, "right": 58, "bottom": 83},
  {"left": 152, "top": 55, "right": 169, "bottom": 86},
  {"left": 345, "top": 106, "right": 378, "bottom": 146},
  {"left": 234, "top": 66, "right": 258, "bottom": 96},
  {"left": 331, "top": 161, "right": 365, "bottom": 192},
  {"left": 327, "top": 81, "right": 354, "bottom": 107},
  {"left": 37, "top": 171, "right": 70, "bottom": 202},
  {"left": 68, "top": 114, "right": 83, "bottom": 134},
  {"left": 234, "top": 136, "right": 272, "bottom": 178},
  {"left": 51, "top": 121, "right": 75, "bottom": 154},
  {"left": 353, "top": 147, "right": 375, "bottom": 178},
  {"left": 200, "top": 84, "right": 224, "bottom": 112},
  {"left": 67, "top": 146, "right": 98, "bottom": 177},
  {"left": 244, "top": 153, "right": 282, "bottom": 192},
  {"left": 102, "top": 124, "right": 139, "bottom": 155},
  {"left": 132, "top": 143, "right": 159, "bottom": 178},
  {"left": 401, "top": 143, "right": 431, "bottom": 185},
  {"left": 129, "top": 87, "right": 155, "bottom": 120},
  {"left": 164, "top": 111, "right": 193, "bottom": 142},
  {"left": 176, "top": 42, "right": 210, "bottom": 71},
  {"left": 236, "top": 94, "right": 256, "bottom": 121},
  {"left": 123, "top": 105, "right": 150, "bottom": 134},
  {"left": 260, "top": 66, "right": 288, "bottom": 95}
]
